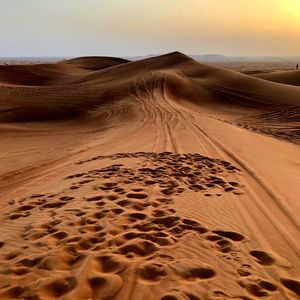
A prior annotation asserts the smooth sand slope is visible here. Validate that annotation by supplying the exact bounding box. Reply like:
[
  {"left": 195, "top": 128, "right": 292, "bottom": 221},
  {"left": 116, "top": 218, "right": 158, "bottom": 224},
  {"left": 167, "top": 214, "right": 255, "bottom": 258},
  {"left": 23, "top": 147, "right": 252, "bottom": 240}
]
[
  {"left": 0, "top": 53, "right": 299, "bottom": 300},
  {"left": 253, "top": 70, "right": 300, "bottom": 87},
  {"left": 0, "top": 56, "right": 130, "bottom": 86}
]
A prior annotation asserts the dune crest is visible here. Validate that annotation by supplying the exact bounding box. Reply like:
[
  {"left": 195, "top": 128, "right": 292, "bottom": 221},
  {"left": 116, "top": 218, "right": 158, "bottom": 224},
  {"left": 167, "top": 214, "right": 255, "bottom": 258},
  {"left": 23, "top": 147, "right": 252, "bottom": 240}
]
[{"left": 0, "top": 53, "right": 299, "bottom": 300}]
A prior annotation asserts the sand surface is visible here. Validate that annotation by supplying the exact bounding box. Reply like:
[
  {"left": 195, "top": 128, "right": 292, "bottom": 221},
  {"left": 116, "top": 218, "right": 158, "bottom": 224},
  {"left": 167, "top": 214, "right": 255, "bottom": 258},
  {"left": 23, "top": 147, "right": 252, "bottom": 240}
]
[{"left": 0, "top": 52, "right": 299, "bottom": 300}]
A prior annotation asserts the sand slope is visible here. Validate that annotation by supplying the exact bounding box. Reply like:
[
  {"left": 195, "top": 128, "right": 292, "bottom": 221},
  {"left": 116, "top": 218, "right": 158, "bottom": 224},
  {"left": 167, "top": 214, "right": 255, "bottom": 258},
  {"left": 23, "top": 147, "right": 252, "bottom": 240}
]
[
  {"left": 0, "top": 56, "right": 130, "bottom": 86},
  {"left": 253, "top": 70, "right": 300, "bottom": 86},
  {"left": 0, "top": 52, "right": 299, "bottom": 300}
]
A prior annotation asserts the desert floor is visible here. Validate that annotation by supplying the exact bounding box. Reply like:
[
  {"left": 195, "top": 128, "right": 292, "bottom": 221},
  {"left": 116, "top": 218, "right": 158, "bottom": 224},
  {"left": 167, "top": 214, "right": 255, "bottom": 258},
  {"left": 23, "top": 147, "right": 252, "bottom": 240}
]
[{"left": 0, "top": 53, "right": 299, "bottom": 300}]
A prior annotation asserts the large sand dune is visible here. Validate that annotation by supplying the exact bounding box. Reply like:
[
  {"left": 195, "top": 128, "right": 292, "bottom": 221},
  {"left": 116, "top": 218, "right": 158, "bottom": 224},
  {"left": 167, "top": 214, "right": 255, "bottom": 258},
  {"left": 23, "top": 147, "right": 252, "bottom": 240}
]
[{"left": 0, "top": 52, "right": 299, "bottom": 300}]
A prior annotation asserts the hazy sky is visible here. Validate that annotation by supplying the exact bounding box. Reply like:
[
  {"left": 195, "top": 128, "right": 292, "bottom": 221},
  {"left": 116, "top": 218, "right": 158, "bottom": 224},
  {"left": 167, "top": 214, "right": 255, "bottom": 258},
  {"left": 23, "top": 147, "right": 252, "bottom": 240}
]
[{"left": 1, "top": 0, "right": 300, "bottom": 57}]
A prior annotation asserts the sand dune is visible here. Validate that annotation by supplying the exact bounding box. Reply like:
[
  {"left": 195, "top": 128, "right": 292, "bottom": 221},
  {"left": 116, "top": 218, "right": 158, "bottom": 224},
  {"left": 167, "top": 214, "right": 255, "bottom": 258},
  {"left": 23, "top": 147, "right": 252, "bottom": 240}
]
[
  {"left": 0, "top": 52, "right": 299, "bottom": 300},
  {"left": 253, "top": 70, "right": 300, "bottom": 86},
  {"left": 64, "top": 56, "right": 131, "bottom": 71},
  {"left": 0, "top": 56, "right": 130, "bottom": 86}
]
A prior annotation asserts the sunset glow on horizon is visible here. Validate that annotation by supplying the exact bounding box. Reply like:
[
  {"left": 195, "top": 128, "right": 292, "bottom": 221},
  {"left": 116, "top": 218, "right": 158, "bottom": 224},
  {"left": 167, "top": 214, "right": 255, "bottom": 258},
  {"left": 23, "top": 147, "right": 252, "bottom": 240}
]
[{"left": 1, "top": 0, "right": 300, "bottom": 57}]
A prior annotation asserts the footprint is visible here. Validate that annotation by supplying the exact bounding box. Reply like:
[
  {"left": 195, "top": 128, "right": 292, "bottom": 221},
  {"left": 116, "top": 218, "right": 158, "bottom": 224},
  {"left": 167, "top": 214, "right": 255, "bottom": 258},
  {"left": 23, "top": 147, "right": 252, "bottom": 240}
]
[
  {"left": 258, "top": 280, "right": 278, "bottom": 292},
  {"left": 114, "top": 187, "right": 125, "bottom": 193},
  {"left": 127, "top": 193, "right": 148, "bottom": 199},
  {"left": 132, "top": 188, "right": 144, "bottom": 192},
  {"left": 79, "top": 179, "right": 93, "bottom": 184},
  {"left": 211, "top": 290, "right": 231, "bottom": 298},
  {"left": 280, "top": 278, "right": 300, "bottom": 296},
  {"left": 122, "top": 231, "right": 144, "bottom": 240},
  {"left": 237, "top": 264, "right": 252, "bottom": 276},
  {"left": 161, "top": 188, "right": 175, "bottom": 196},
  {"left": 18, "top": 256, "right": 43, "bottom": 267},
  {"left": 216, "top": 239, "right": 235, "bottom": 253},
  {"left": 40, "top": 276, "right": 77, "bottom": 298},
  {"left": 65, "top": 173, "right": 85, "bottom": 179},
  {"left": 249, "top": 250, "right": 275, "bottom": 266},
  {"left": 17, "top": 205, "right": 35, "bottom": 212},
  {"left": 5, "top": 249, "right": 23, "bottom": 260},
  {"left": 171, "top": 259, "right": 216, "bottom": 281},
  {"left": 127, "top": 212, "right": 146, "bottom": 220},
  {"left": 116, "top": 200, "right": 131, "bottom": 207},
  {"left": 212, "top": 230, "right": 245, "bottom": 241},
  {"left": 118, "top": 238, "right": 159, "bottom": 256},
  {"left": 187, "top": 267, "right": 215, "bottom": 280},
  {"left": 160, "top": 293, "right": 182, "bottom": 300},
  {"left": 152, "top": 209, "right": 166, "bottom": 217},
  {"left": 103, "top": 182, "right": 118, "bottom": 188},
  {"left": 88, "top": 273, "right": 123, "bottom": 299},
  {"left": 0, "top": 286, "right": 29, "bottom": 299},
  {"left": 145, "top": 180, "right": 158, "bottom": 185},
  {"left": 153, "top": 216, "right": 180, "bottom": 228},
  {"left": 111, "top": 208, "right": 124, "bottom": 215},
  {"left": 205, "top": 235, "right": 223, "bottom": 242},
  {"left": 224, "top": 187, "right": 236, "bottom": 192},
  {"left": 180, "top": 219, "right": 208, "bottom": 234},
  {"left": 52, "top": 231, "right": 69, "bottom": 240},
  {"left": 9, "top": 213, "right": 24, "bottom": 220},
  {"left": 156, "top": 198, "right": 174, "bottom": 204},
  {"left": 86, "top": 195, "right": 104, "bottom": 202},
  {"left": 41, "top": 201, "right": 67, "bottom": 209},
  {"left": 96, "top": 254, "right": 128, "bottom": 273},
  {"left": 59, "top": 196, "right": 75, "bottom": 201},
  {"left": 12, "top": 267, "right": 30, "bottom": 276},
  {"left": 95, "top": 200, "right": 107, "bottom": 207},
  {"left": 238, "top": 277, "right": 277, "bottom": 297},
  {"left": 137, "top": 261, "right": 167, "bottom": 284},
  {"left": 29, "top": 193, "right": 46, "bottom": 199}
]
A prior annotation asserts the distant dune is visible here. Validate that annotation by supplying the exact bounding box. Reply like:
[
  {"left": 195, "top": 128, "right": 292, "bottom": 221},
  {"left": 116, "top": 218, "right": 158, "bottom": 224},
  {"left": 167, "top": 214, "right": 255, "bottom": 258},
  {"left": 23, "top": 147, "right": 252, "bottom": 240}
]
[
  {"left": 65, "top": 56, "right": 131, "bottom": 71},
  {"left": 0, "top": 56, "right": 130, "bottom": 86},
  {"left": 0, "top": 52, "right": 299, "bottom": 300}
]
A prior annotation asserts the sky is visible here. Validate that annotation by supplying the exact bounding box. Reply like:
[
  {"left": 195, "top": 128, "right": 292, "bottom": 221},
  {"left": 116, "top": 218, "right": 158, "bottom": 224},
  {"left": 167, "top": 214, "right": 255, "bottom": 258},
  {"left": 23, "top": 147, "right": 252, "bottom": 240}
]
[{"left": 0, "top": 0, "right": 300, "bottom": 57}]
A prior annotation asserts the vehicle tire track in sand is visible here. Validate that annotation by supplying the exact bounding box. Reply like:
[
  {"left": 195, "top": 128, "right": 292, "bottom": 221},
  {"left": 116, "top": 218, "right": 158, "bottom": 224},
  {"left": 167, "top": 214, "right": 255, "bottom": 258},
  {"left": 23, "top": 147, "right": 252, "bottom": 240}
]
[
  {"left": 156, "top": 91, "right": 300, "bottom": 298},
  {"left": 162, "top": 91, "right": 300, "bottom": 252}
]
